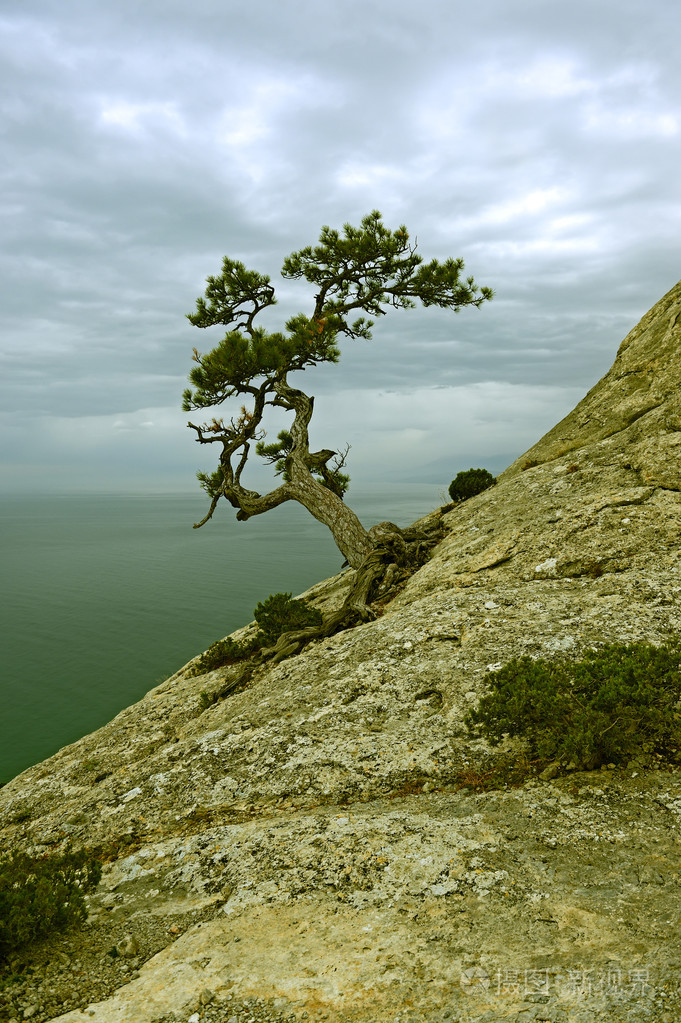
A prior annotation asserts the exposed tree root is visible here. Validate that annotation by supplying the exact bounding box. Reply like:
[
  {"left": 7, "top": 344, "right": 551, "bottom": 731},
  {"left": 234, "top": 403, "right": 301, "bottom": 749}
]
[
  {"left": 258, "top": 512, "right": 446, "bottom": 664},
  {"left": 193, "top": 512, "right": 446, "bottom": 711}
]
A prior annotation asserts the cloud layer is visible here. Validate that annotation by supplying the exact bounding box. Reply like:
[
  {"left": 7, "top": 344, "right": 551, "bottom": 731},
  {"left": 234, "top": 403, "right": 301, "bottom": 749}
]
[{"left": 1, "top": 0, "right": 679, "bottom": 491}]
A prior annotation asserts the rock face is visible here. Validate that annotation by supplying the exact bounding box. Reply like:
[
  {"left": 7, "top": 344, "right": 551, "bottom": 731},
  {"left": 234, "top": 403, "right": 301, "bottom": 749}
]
[
  {"left": 505, "top": 278, "right": 681, "bottom": 490},
  {"left": 2, "top": 280, "right": 681, "bottom": 1023}
]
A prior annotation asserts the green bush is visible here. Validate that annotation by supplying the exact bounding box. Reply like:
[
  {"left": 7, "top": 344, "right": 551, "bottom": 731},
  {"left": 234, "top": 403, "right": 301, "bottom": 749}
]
[
  {"left": 448, "top": 467, "right": 496, "bottom": 503},
  {"left": 464, "top": 642, "right": 681, "bottom": 771},
  {"left": 253, "top": 591, "right": 323, "bottom": 643},
  {"left": 190, "top": 636, "right": 252, "bottom": 676},
  {"left": 190, "top": 592, "right": 323, "bottom": 676},
  {"left": 0, "top": 847, "right": 102, "bottom": 960}
]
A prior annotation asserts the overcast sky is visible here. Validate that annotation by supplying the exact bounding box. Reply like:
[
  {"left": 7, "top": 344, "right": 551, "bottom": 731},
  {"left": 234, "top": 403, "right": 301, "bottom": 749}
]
[{"left": 2, "top": 0, "right": 679, "bottom": 494}]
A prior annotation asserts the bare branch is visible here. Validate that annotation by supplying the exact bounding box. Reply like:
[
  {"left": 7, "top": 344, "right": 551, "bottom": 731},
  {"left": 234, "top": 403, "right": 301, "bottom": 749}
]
[
  {"left": 187, "top": 421, "right": 225, "bottom": 443},
  {"left": 193, "top": 493, "right": 221, "bottom": 529}
]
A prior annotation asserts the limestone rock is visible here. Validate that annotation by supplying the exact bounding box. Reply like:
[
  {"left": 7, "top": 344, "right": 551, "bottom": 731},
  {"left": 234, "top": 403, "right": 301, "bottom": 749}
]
[
  {"left": 2, "top": 280, "right": 681, "bottom": 1023},
  {"left": 503, "top": 277, "right": 681, "bottom": 486}
]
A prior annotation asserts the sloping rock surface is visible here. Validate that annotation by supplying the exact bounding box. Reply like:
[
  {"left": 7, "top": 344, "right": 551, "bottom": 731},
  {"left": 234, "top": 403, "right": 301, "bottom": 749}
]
[{"left": 2, "top": 280, "right": 681, "bottom": 1023}]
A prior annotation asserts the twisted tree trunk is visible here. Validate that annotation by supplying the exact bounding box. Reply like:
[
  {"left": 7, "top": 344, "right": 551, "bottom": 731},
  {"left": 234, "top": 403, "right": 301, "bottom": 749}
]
[
  {"left": 192, "top": 377, "right": 374, "bottom": 568},
  {"left": 189, "top": 378, "right": 444, "bottom": 625},
  {"left": 259, "top": 511, "right": 446, "bottom": 663}
]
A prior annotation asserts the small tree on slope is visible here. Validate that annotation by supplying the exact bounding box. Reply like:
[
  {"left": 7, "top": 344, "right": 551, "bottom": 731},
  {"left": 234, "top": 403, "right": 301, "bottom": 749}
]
[{"left": 184, "top": 211, "right": 492, "bottom": 652}]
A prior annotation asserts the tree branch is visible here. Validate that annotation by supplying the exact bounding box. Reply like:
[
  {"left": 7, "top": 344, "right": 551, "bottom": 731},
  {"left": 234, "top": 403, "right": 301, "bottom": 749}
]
[{"left": 193, "top": 493, "right": 221, "bottom": 528}]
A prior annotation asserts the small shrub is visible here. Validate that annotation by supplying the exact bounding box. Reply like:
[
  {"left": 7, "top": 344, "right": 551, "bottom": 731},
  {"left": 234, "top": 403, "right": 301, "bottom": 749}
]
[
  {"left": 464, "top": 642, "right": 681, "bottom": 771},
  {"left": 190, "top": 592, "right": 323, "bottom": 676},
  {"left": 198, "top": 690, "right": 215, "bottom": 711},
  {"left": 190, "top": 635, "right": 254, "bottom": 676},
  {"left": 448, "top": 468, "right": 496, "bottom": 503},
  {"left": 0, "top": 847, "right": 102, "bottom": 960},
  {"left": 253, "top": 592, "right": 323, "bottom": 644}
]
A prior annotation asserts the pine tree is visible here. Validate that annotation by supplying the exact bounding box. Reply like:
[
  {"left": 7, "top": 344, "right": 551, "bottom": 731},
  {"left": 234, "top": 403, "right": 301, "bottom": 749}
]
[{"left": 184, "top": 210, "right": 492, "bottom": 577}]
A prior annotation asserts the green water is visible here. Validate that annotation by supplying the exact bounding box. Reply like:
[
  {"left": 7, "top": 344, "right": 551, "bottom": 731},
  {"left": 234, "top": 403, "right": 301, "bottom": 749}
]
[{"left": 0, "top": 486, "right": 441, "bottom": 782}]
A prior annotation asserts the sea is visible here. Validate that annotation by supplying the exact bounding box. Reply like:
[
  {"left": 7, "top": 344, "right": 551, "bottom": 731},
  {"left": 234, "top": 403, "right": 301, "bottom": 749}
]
[{"left": 0, "top": 485, "right": 443, "bottom": 783}]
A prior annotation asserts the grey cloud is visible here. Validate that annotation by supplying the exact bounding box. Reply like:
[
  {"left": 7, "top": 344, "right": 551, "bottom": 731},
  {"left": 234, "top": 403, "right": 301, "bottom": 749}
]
[{"left": 1, "top": 0, "right": 679, "bottom": 490}]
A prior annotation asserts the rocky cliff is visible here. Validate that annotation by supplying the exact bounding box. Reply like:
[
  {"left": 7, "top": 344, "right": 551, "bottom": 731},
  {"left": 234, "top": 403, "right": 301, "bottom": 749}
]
[{"left": 2, "top": 281, "right": 681, "bottom": 1023}]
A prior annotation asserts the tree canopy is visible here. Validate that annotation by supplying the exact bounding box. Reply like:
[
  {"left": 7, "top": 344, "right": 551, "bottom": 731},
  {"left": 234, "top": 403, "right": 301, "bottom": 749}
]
[{"left": 184, "top": 211, "right": 492, "bottom": 573}]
